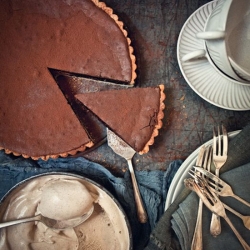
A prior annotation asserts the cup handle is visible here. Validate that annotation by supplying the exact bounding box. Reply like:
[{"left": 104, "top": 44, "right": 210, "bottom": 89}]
[
  {"left": 196, "top": 31, "right": 225, "bottom": 40},
  {"left": 181, "top": 49, "right": 206, "bottom": 62}
]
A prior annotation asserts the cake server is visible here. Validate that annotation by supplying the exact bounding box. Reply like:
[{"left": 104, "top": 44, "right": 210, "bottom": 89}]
[{"left": 106, "top": 128, "right": 148, "bottom": 223}]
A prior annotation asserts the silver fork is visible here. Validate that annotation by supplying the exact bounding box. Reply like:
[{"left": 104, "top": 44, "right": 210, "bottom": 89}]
[
  {"left": 185, "top": 179, "right": 250, "bottom": 250},
  {"left": 191, "top": 146, "right": 212, "bottom": 250},
  {"left": 210, "top": 125, "right": 228, "bottom": 236},
  {"left": 193, "top": 167, "right": 250, "bottom": 207},
  {"left": 188, "top": 171, "right": 250, "bottom": 230}
]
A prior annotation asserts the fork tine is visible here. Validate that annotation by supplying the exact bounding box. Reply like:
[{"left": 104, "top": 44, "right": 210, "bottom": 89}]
[
  {"left": 206, "top": 180, "right": 223, "bottom": 191},
  {"left": 184, "top": 179, "right": 213, "bottom": 210},
  {"left": 217, "top": 125, "right": 221, "bottom": 156},
  {"left": 222, "top": 125, "right": 228, "bottom": 155},
  {"left": 204, "top": 185, "right": 218, "bottom": 204},
  {"left": 188, "top": 169, "right": 196, "bottom": 178},
  {"left": 189, "top": 169, "right": 222, "bottom": 191},
  {"left": 196, "top": 145, "right": 205, "bottom": 167},
  {"left": 188, "top": 169, "right": 204, "bottom": 184},
  {"left": 207, "top": 146, "right": 212, "bottom": 172},
  {"left": 187, "top": 176, "right": 218, "bottom": 209},
  {"left": 193, "top": 171, "right": 223, "bottom": 190},
  {"left": 191, "top": 181, "right": 215, "bottom": 209},
  {"left": 192, "top": 178, "right": 221, "bottom": 209},
  {"left": 189, "top": 169, "right": 201, "bottom": 179},
  {"left": 204, "top": 146, "right": 212, "bottom": 171},
  {"left": 213, "top": 127, "right": 217, "bottom": 156},
  {"left": 203, "top": 148, "right": 208, "bottom": 170},
  {"left": 194, "top": 167, "right": 224, "bottom": 185}
]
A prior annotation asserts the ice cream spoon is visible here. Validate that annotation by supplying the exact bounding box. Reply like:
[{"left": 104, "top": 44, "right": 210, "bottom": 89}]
[{"left": 0, "top": 205, "right": 94, "bottom": 229}]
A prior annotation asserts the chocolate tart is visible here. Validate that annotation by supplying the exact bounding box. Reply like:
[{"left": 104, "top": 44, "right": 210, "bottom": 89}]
[
  {"left": 0, "top": 0, "right": 136, "bottom": 160},
  {"left": 75, "top": 85, "right": 165, "bottom": 154}
]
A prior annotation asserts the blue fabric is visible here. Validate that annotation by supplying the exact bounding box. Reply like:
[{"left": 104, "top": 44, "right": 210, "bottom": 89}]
[{"left": 0, "top": 150, "right": 182, "bottom": 249}]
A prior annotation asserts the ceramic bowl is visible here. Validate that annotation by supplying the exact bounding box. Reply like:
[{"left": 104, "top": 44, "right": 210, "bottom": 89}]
[{"left": 0, "top": 172, "right": 132, "bottom": 250}]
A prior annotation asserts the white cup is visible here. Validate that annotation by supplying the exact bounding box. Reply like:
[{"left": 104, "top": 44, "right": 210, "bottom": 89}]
[
  {"left": 182, "top": 0, "right": 250, "bottom": 83},
  {"left": 227, "top": 4, "right": 250, "bottom": 80},
  {"left": 229, "top": 57, "right": 250, "bottom": 82}
]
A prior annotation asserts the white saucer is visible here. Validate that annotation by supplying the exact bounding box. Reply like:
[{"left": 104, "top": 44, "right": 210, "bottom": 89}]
[
  {"left": 177, "top": 1, "right": 250, "bottom": 111},
  {"left": 164, "top": 130, "right": 240, "bottom": 210}
]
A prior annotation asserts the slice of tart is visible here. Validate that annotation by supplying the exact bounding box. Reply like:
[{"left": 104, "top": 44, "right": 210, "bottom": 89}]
[
  {"left": 75, "top": 85, "right": 165, "bottom": 154},
  {"left": 0, "top": 0, "right": 136, "bottom": 160}
]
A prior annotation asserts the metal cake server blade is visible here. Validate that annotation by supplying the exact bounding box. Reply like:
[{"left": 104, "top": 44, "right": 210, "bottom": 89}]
[{"left": 106, "top": 128, "right": 148, "bottom": 223}]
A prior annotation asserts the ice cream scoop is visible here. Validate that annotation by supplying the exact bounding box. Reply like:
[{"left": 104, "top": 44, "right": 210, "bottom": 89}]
[{"left": 38, "top": 179, "right": 95, "bottom": 220}]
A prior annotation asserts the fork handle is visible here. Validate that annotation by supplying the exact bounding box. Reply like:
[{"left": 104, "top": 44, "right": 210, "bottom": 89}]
[
  {"left": 232, "top": 194, "right": 250, "bottom": 208},
  {"left": 223, "top": 215, "right": 250, "bottom": 250},
  {"left": 210, "top": 213, "right": 221, "bottom": 237},
  {"left": 210, "top": 168, "right": 221, "bottom": 236},
  {"left": 191, "top": 199, "right": 203, "bottom": 250},
  {"left": 127, "top": 159, "right": 148, "bottom": 223}
]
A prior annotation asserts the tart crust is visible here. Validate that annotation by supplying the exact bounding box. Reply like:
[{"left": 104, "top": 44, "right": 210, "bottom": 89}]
[
  {"left": 1, "top": 143, "right": 94, "bottom": 161},
  {"left": 92, "top": 0, "right": 137, "bottom": 84},
  {"left": 139, "top": 84, "right": 165, "bottom": 154}
]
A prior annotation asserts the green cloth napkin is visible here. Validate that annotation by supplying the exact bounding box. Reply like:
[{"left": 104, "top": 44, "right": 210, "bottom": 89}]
[
  {"left": 171, "top": 163, "right": 250, "bottom": 250},
  {"left": 144, "top": 124, "right": 250, "bottom": 250}
]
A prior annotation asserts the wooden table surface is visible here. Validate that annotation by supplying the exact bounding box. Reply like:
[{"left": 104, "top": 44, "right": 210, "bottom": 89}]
[{"left": 81, "top": 0, "right": 250, "bottom": 176}]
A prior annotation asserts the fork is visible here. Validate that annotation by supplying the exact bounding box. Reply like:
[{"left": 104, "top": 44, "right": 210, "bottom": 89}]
[
  {"left": 185, "top": 179, "right": 250, "bottom": 250},
  {"left": 223, "top": 203, "right": 250, "bottom": 230},
  {"left": 193, "top": 167, "right": 250, "bottom": 207},
  {"left": 210, "top": 125, "right": 228, "bottom": 236},
  {"left": 191, "top": 146, "right": 211, "bottom": 250},
  {"left": 188, "top": 171, "right": 250, "bottom": 230}
]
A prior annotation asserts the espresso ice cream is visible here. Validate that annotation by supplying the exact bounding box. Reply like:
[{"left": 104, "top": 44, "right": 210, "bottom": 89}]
[{"left": 0, "top": 174, "right": 131, "bottom": 250}]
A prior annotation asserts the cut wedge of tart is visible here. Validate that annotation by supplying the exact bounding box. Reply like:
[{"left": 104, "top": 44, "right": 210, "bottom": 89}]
[
  {"left": 75, "top": 85, "right": 165, "bottom": 154},
  {"left": 0, "top": 0, "right": 136, "bottom": 160}
]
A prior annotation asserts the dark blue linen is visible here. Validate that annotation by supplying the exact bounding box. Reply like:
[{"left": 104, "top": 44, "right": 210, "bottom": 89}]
[{"left": 0, "top": 150, "right": 182, "bottom": 250}]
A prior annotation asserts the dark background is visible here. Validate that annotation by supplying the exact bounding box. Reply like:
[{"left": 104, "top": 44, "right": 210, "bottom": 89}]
[{"left": 82, "top": 0, "right": 250, "bottom": 176}]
